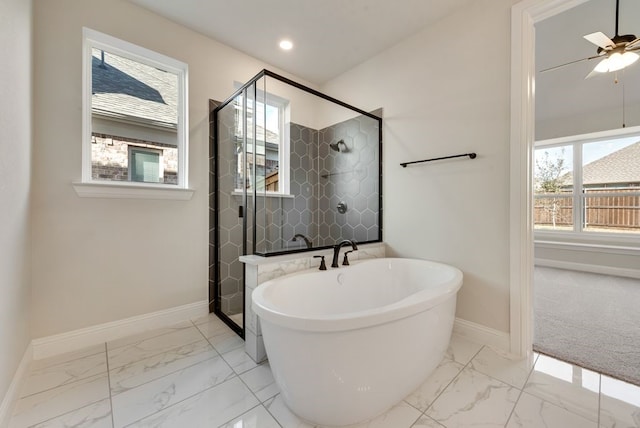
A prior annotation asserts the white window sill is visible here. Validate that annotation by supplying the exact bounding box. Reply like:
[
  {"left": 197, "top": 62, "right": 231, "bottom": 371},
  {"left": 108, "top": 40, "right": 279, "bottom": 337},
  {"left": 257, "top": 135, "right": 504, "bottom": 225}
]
[
  {"left": 534, "top": 239, "right": 640, "bottom": 256},
  {"left": 231, "top": 190, "right": 294, "bottom": 198},
  {"left": 73, "top": 182, "right": 194, "bottom": 200},
  {"left": 535, "top": 229, "right": 640, "bottom": 247}
]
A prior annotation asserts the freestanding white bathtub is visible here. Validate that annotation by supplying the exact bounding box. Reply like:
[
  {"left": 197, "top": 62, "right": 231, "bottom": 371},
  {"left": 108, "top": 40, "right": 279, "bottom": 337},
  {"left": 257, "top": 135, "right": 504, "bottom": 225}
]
[{"left": 252, "top": 257, "right": 463, "bottom": 426}]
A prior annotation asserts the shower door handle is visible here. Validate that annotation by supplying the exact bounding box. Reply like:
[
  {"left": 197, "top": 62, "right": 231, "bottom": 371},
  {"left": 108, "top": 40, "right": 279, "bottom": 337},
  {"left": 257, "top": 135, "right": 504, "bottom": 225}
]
[{"left": 238, "top": 206, "right": 243, "bottom": 218}]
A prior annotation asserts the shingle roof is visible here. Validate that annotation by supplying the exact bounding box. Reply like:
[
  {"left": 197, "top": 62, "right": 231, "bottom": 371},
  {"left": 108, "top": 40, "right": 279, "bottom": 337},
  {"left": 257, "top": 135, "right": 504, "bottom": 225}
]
[
  {"left": 91, "top": 49, "right": 177, "bottom": 128},
  {"left": 582, "top": 140, "right": 640, "bottom": 186}
]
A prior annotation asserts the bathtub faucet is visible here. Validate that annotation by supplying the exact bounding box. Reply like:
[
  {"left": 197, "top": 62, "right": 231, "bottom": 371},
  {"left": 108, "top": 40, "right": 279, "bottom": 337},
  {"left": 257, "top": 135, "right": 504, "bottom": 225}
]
[
  {"left": 292, "top": 233, "right": 312, "bottom": 248},
  {"left": 331, "top": 240, "right": 358, "bottom": 268}
]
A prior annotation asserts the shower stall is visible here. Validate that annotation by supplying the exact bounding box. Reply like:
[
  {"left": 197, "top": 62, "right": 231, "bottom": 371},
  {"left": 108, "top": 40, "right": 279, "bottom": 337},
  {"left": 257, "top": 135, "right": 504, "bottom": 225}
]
[{"left": 210, "top": 69, "right": 382, "bottom": 334}]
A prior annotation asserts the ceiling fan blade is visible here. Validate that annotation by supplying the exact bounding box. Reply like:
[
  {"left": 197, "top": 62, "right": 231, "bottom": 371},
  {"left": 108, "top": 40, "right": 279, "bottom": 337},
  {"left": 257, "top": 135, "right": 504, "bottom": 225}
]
[
  {"left": 584, "top": 32, "right": 615, "bottom": 49},
  {"left": 626, "top": 37, "right": 640, "bottom": 50},
  {"left": 539, "top": 55, "right": 601, "bottom": 73}
]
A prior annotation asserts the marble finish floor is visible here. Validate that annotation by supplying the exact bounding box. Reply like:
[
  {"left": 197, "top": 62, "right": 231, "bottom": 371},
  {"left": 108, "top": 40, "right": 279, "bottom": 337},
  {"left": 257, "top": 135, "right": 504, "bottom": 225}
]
[{"left": 9, "top": 314, "right": 640, "bottom": 428}]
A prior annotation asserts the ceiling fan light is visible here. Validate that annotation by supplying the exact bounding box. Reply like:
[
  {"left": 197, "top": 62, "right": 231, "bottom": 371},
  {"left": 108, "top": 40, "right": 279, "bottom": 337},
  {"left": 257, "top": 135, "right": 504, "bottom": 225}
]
[
  {"left": 607, "top": 52, "right": 625, "bottom": 72},
  {"left": 621, "top": 51, "right": 639, "bottom": 67},
  {"left": 594, "top": 58, "right": 610, "bottom": 73}
]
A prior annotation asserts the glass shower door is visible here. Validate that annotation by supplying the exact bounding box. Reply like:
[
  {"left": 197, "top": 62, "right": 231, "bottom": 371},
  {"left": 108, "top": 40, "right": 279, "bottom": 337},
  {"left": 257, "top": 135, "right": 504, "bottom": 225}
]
[{"left": 213, "top": 91, "right": 247, "bottom": 333}]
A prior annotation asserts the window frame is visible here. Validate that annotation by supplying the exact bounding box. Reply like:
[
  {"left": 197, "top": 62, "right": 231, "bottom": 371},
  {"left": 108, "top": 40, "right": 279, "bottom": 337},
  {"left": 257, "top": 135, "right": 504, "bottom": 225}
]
[
  {"left": 534, "top": 125, "right": 640, "bottom": 245},
  {"left": 233, "top": 81, "right": 291, "bottom": 197},
  {"left": 533, "top": 143, "right": 576, "bottom": 232},
  {"left": 80, "top": 28, "right": 189, "bottom": 194}
]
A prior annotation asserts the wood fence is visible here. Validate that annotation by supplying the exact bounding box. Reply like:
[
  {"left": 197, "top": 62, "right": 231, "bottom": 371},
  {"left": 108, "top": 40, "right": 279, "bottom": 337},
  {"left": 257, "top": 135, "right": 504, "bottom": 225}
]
[{"left": 534, "top": 189, "right": 640, "bottom": 230}]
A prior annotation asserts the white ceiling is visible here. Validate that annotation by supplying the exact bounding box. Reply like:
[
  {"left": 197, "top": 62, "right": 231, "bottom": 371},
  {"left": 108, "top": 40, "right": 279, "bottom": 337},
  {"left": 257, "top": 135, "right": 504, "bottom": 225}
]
[
  {"left": 126, "top": 0, "right": 639, "bottom": 126},
  {"left": 536, "top": 0, "right": 640, "bottom": 125},
  {"left": 127, "top": 0, "right": 472, "bottom": 84}
]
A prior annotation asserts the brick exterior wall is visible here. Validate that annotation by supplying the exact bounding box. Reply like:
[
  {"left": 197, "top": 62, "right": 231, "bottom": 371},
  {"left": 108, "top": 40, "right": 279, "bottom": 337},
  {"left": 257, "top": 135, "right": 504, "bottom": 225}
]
[{"left": 91, "top": 133, "right": 178, "bottom": 184}]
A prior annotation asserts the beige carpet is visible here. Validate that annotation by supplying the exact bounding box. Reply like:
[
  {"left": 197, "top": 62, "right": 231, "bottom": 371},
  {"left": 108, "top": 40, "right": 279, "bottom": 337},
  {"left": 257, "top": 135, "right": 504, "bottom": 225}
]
[{"left": 534, "top": 266, "right": 640, "bottom": 386}]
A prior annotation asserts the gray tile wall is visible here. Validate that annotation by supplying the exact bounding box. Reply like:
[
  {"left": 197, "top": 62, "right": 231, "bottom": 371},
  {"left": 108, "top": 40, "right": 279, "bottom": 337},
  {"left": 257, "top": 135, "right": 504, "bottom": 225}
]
[
  {"left": 317, "top": 115, "right": 380, "bottom": 247},
  {"left": 286, "top": 124, "right": 320, "bottom": 248},
  {"left": 254, "top": 115, "right": 380, "bottom": 253},
  {"left": 214, "top": 108, "right": 381, "bottom": 314},
  {"left": 216, "top": 102, "right": 244, "bottom": 315},
  {"left": 258, "top": 123, "right": 320, "bottom": 253}
]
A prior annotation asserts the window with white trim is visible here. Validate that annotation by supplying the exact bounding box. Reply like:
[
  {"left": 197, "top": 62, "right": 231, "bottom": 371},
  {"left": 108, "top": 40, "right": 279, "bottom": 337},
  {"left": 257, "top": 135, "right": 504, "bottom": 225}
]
[
  {"left": 233, "top": 82, "right": 290, "bottom": 195},
  {"left": 534, "top": 129, "right": 640, "bottom": 236},
  {"left": 82, "top": 28, "right": 188, "bottom": 189}
]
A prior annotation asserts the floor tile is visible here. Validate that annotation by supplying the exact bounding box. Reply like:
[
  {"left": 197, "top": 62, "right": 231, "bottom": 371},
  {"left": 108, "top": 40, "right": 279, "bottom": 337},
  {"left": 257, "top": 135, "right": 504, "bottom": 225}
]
[
  {"left": 128, "top": 377, "right": 259, "bottom": 428},
  {"left": 266, "top": 394, "right": 422, "bottom": 428},
  {"left": 207, "top": 330, "right": 245, "bottom": 354},
  {"left": 506, "top": 392, "right": 597, "bottom": 428},
  {"left": 111, "top": 355, "right": 235, "bottom": 427},
  {"left": 425, "top": 366, "right": 520, "bottom": 427},
  {"left": 106, "top": 321, "right": 193, "bottom": 350},
  {"left": 9, "top": 374, "right": 109, "bottom": 428},
  {"left": 469, "top": 346, "right": 538, "bottom": 389},
  {"left": 218, "top": 405, "right": 280, "bottom": 428},
  {"left": 263, "top": 394, "right": 313, "bottom": 428},
  {"left": 21, "top": 352, "right": 107, "bottom": 397},
  {"left": 192, "top": 315, "right": 231, "bottom": 336},
  {"left": 599, "top": 375, "right": 640, "bottom": 428},
  {"left": 342, "top": 401, "right": 421, "bottom": 428},
  {"left": 196, "top": 318, "right": 245, "bottom": 354},
  {"left": 14, "top": 313, "right": 638, "bottom": 428},
  {"left": 444, "top": 335, "right": 483, "bottom": 365},
  {"left": 523, "top": 354, "right": 600, "bottom": 423},
  {"left": 107, "top": 326, "right": 205, "bottom": 369},
  {"left": 239, "top": 362, "right": 279, "bottom": 402},
  {"left": 29, "top": 398, "right": 112, "bottom": 428},
  {"left": 221, "top": 347, "right": 259, "bottom": 374},
  {"left": 191, "top": 313, "right": 218, "bottom": 326},
  {"left": 411, "top": 416, "right": 446, "bottom": 427},
  {"left": 110, "top": 339, "right": 217, "bottom": 396},
  {"left": 30, "top": 344, "right": 106, "bottom": 371},
  {"left": 404, "top": 358, "right": 464, "bottom": 412}
]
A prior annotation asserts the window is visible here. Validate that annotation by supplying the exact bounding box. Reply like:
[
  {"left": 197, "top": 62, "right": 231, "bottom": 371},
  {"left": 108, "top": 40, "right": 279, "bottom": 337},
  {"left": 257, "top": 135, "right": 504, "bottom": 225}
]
[
  {"left": 81, "top": 28, "right": 188, "bottom": 194},
  {"left": 129, "top": 147, "right": 162, "bottom": 183},
  {"left": 233, "top": 82, "right": 290, "bottom": 196},
  {"left": 534, "top": 145, "right": 574, "bottom": 231},
  {"left": 534, "top": 129, "right": 640, "bottom": 236}
]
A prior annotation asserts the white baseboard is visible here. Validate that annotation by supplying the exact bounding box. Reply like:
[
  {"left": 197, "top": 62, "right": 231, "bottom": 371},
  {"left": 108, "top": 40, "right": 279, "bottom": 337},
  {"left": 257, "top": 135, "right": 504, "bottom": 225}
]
[
  {"left": 0, "top": 343, "right": 32, "bottom": 428},
  {"left": 32, "top": 300, "right": 209, "bottom": 360},
  {"left": 453, "top": 317, "right": 510, "bottom": 352},
  {"left": 535, "top": 258, "right": 640, "bottom": 279}
]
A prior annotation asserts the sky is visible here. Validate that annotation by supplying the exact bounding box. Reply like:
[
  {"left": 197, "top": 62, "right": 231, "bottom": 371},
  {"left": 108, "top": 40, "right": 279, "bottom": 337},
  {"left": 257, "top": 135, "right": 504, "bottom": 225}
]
[
  {"left": 583, "top": 136, "right": 638, "bottom": 165},
  {"left": 535, "top": 134, "right": 640, "bottom": 177}
]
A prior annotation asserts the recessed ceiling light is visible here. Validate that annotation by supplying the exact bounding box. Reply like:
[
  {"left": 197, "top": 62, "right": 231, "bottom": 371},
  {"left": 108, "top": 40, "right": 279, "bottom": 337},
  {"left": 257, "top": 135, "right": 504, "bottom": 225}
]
[{"left": 279, "top": 40, "right": 293, "bottom": 51}]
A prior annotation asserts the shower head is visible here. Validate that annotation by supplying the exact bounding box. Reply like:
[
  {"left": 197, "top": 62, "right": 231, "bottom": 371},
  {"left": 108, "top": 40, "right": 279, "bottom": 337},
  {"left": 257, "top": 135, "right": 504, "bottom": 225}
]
[{"left": 329, "top": 139, "right": 348, "bottom": 153}]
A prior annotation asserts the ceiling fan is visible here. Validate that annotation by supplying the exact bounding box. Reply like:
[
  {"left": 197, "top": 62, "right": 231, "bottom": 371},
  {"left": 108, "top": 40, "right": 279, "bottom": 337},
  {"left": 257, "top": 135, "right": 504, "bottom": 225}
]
[{"left": 541, "top": 0, "right": 640, "bottom": 78}]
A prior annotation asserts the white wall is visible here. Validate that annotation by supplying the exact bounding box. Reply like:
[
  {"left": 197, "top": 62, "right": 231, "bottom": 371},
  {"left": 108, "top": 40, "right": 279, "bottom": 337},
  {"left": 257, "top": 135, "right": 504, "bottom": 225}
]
[
  {"left": 31, "top": 0, "right": 315, "bottom": 338},
  {"left": 536, "top": 105, "right": 640, "bottom": 141},
  {"left": 0, "top": 0, "right": 32, "bottom": 403},
  {"left": 322, "top": 0, "right": 519, "bottom": 333},
  {"left": 534, "top": 0, "right": 640, "bottom": 141}
]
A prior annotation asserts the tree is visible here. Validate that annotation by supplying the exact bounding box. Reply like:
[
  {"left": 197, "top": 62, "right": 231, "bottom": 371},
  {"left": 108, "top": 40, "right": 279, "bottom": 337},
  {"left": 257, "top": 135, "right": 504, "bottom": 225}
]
[{"left": 535, "top": 150, "right": 570, "bottom": 228}]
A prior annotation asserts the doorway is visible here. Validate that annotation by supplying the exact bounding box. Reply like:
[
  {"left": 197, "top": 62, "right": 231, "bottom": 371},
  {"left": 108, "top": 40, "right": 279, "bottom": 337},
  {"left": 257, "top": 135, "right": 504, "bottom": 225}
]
[
  {"left": 513, "top": 0, "right": 640, "bottom": 384},
  {"left": 509, "top": 0, "right": 592, "bottom": 357}
]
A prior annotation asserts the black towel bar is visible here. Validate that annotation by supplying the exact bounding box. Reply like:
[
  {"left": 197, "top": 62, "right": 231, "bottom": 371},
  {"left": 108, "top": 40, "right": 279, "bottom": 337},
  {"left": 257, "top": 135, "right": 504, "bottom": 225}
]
[{"left": 400, "top": 152, "right": 476, "bottom": 168}]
